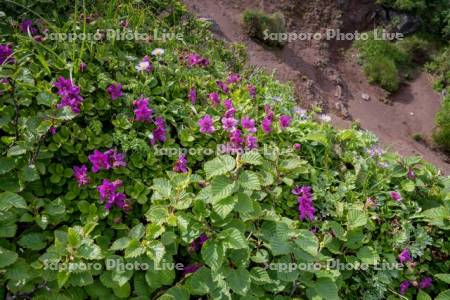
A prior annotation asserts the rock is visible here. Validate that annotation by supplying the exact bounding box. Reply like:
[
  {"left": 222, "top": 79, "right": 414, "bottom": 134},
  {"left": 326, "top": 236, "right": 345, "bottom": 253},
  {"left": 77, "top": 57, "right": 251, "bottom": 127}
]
[
  {"left": 198, "top": 17, "right": 221, "bottom": 35},
  {"left": 335, "top": 85, "right": 343, "bottom": 99},
  {"left": 389, "top": 11, "right": 421, "bottom": 35},
  {"left": 361, "top": 93, "right": 370, "bottom": 101}
]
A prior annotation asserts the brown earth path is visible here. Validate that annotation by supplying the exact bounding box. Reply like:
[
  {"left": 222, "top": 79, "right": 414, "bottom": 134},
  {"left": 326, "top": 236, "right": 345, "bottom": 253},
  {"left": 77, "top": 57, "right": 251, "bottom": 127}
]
[{"left": 183, "top": 0, "right": 450, "bottom": 174}]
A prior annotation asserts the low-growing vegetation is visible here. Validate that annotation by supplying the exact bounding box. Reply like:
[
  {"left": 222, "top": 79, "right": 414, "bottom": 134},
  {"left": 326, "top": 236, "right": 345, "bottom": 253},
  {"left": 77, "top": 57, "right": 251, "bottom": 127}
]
[
  {"left": 242, "top": 10, "right": 286, "bottom": 48},
  {"left": 0, "top": 1, "right": 449, "bottom": 300}
]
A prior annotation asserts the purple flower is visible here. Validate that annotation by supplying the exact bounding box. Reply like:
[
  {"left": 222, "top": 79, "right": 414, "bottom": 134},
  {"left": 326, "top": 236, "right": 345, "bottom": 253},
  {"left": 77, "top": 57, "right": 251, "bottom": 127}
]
[
  {"left": 119, "top": 19, "right": 129, "bottom": 28},
  {"left": 365, "top": 197, "right": 376, "bottom": 208},
  {"left": 185, "top": 53, "right": 209, "bottom": 67},
  {"left": 73, "top": 165, "right": 89, "bottom": 186},
  {"left": 173, "top": 154, "right": 188, "bottom": 173},
  {"left": 222, "top": 117, "right": 238, "bottom": 132},
  {"left": 198, "top": 115, "right": 215, "bottom": 134},
  {"left": 88, "top": 150, "right": 111, "bottom": 173},
  {"left": 49, "top": 126, "right": 57, "bottom": 135},
  {"left": 241, "top": 117, "right": 256, "bottom": 133},
  {"left": 419, "top": 277, "right": 432, "bottom": 289},
  {"left": 79, "top": 62, "right": 87, "bottom": 72},
  {"left": 53, "top": 76, "right": 84, "bottom": 113},
  {"left": 293, "top": 143, "right": 301, "bottom": 151},
  {"left": 150, "top": 117, "right": 167, "bottom": 145},
  {"left": 189, "top": 233, "right": 208, "bottom": 253},
  {"left": 188, "top": 88, "right": 197, "bottom": 104},
  {"left": 398, "top": 248, "right": 412, "bottom": 263},
  {"left": 407, "top": 169, "right": 415, "bottom": 180},
  {"left": 19, "top": 19, "right": 37, "bottom": 35},
  {"left": 105, "top": 149, "right": 127, "bottom": 168},
  {"left": 106, "top": 83, "right": 123, "bottom": 100},
  {"left": 216, "top": 81, "right": 229, "bottom": 93},
  {"left": 182, "top": 263, "right": 202, "bottom": 276},
  {"left": 279, "top": 115, "right": 292, "bottom": 128},
  {"left": 399, "top": 280, "right": 410, "bottom": 295},
  {"left": 245, "top": 135, "right": 258, "bottom": 150},
  {"left": 229, "top": 129, "right": 244, "bottom": 146},
  {"left": 247, "top": 84, "right": 256, "bottom": 98},
  {"left": 0, "top": 44, "right": 15, "bottom": 65},
  {"left": 97, "top": 179, "right": 127, "bottom": 210},
  {"left": 223, "top": 99, "right": 236, "bottom": 117},
  {"left": 226, "top": 73, "right": 241, "bottom": 84},
  {"left": 390, "top": 191, "right": 402, "bottom": 202},
  {"left": 264, "top": 105, "right": 274, "bottom": 120},
  {"left": 133, "top": 97, "right": 153, "bottom": 122},
  {"left": 292, "top": 186, "right": 315, "bottom": 221},
  {"left": 135, "top": 55, "right": 153, "bottom": 72},
  {"left": 261, "top": 117, "right": 272, "bottom": 134},
  {"left": 208, "top": 92, "right": 220, "bottom": 106}
]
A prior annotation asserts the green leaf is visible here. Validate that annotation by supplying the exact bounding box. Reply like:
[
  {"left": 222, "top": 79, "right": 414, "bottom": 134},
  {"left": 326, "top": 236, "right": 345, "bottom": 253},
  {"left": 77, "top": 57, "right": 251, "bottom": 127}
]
[
  {"left": 78, "top": 243, "right": 103, "bottom": 260},
  {"left": 152, "top": 178, "right": 172, "bottom": 199},
  {"left": 20, "top": 165, "right": 40, "bottom": 182},
  {"left": 417, "top": 290, "right": 432, "bottom": 300},
  {"left": 250, "top": 267, "right": 271, "bottom": 285},
  {"left": 0, "top": 192, "right": 27, "bottom": 210},
  {"left": 201, "top": 240, "right": 224, "bottom": 270},
  {"left": 226, "top": 267, "right": 251, "bottom": 295},
  {"left": 113, "top": 282, "right": 131, "bottom": 298},
  {"left": 314, "top": 278, "right": 339, "bottom": 300},
  {"left": 125, "top": 240, "right": 146, "bottom": 258},
  {"left": 204, "top": 155, "right": 235, "bottom": 179},
  {"left": 238, "top": 171, "right": 261, "bottom": 190},
  {"left": 67, "top": 228, "right": 82, "bottom": 248},
  {"left": 57, "top": 271, "right": 70, "bottom": 288},
  {"left": 435, "top": 274, "right": 450, "bottom": 284},
  {"left": 160, "top": 286, "right": 190, "bottom": 300},
  {"left": 0, "top": 157, "right": 15, "bottom": 175},
  {"left": 18, "top": 232, "right": 47, "bottom": 250},
  {"left": 436, "top": 290, "right": 450, "bottom": 300},
  {"left": 110, "top": 237, "right": 131, "bottom": 251},
  {"left": 241, "top": 151, "right": 263, "bottom": 165},
  {"left": 213, "top": 196, "right": 238, "bottom": 218},
  {"left": 295, "top": 229, "right": 319, "bottom": 257},
  {"left": 145, "top": 205, "right": 168, "bottom": 224},
  {"left": 7, "top": 145, "right": 26, "bottom": 157},
  {"left": 356, "top": 246, "right": 379, "bottom": 265},
  {"left": 0, "top": 246, "right": 18, "bottom": 268},
  {"left": 219, "top": 228, "right": 247, "bottom": 249},
  {"left": 347, "top": 208, "right": 367, "bottom": 229},
  {"left": 211, "top": 175, "right": 236, "bottom": 201}
]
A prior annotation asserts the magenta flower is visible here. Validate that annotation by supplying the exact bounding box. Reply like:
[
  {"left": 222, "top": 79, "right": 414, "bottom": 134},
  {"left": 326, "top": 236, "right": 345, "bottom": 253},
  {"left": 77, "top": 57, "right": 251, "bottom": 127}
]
[
  {"left": 245, "top": 135, "right": 258, "bottom": 150},
  {"left": 182, "top": 263, "right": 202, "bottom": 276},
  {"left": 119, "top": 19, "right": 129, "bottom": 28},
  {"left": 106, "top": 83, "right": 123, "bottom": 100},
  {"left": 398, "top": 248, "right": 412, "bottom": 263},
  {"left": 247, "top": 84, "right": 256, "bottom": 98},
  {"left": 407, "top": 169, "right": 415, "bottom": 180},
  {"left": 293, "top": 143, "right": 301, "bottom": 151},
  {"left": 54, "top": 76, "right": 84, "bottom": 113},
  {"left": 0, "top": 44, "right": 15, "bottom": 65},
  {"left": 229, "top": 129, "right": 244, "bottom": 146},
  {"left": 264, "top": 105, "right": 274, "bottom": 120},
  {"left": 173, "top": 154, "right": 188, "bottom": 173},
  {"left": 261, "top": 117, "right": 272, "bottom": 134},
  {"left": 208, "top": 92, "right": 220, "bottom": 106},
  {"left": 133, "top": 97, "right": 153, "bottom": 122},
  {"left": 150, "top": 117, "right": 167, "bottom": 145},
  {"left": 188, "top": 88, "right": 197, "bottom": 104},
  {"left": 292, "top": 186, "right": 315, "bottom": 221},
  {"left": 198, "top": 115, "right": 215, "bottom": 134},
  {"left": 97, "top": 179, "right": 127, "bottom": 210},
  {"left": 135, "top": 55, "right": 153, "bottom": 72},
  {"left": 279, "top": 115, "right": 292, "bottom": 128},
  {"left": 226, "top": 73, "right": 241, "bottom": 84},
  {"left": 189, "top": 233, "right": 208, "bottom": 253},
  {"left": 216, "top": 81, "right": 229, "bottom": 93},
  {"left": 88, "top": 150, "right": 111, "bottom": 173},
  {"left": 419, "top": 277, "right": 432, "bottom": 289},
  {"left": 49, "top": 126, "right": 57, "bottom": 135},
  {"left": 222, "top": 117, "right": 238, "bottom": 132},
  {"left": 241, "top": 117, "right": 256, "bottom": 133},
  {"left": 19, "top": 19, "right": 37, "bottom": 35},
  {"left": 390, "top": 191, "right": 402, "bottom": 201},
  {"left": 105, "top": 149, "right": 127, "bottom": 168},
  {"left": 223, "top": 99, "right": 236, "bottom": 117},
  {"left": 399, "top": 280, "right": 410, "bottom": 295},
  {"left": 73, "top": 165, "right": 89, "bottom": 187},
  {"left": 185, "top": 53, "right": 209, "bottom": 67}
]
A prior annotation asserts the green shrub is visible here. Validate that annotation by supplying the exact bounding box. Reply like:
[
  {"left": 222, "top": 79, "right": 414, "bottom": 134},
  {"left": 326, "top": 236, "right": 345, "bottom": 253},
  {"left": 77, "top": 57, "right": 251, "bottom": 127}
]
[
  {"left": 427, "top": 46, "right": 450, "bottom": 91},
  {"left": 242, "top": 10, "right": 286, "bottom": 47},
  {"left": 433, "top": 96, "right": 450, "bottom": 151},
  {"left": 0, "top": 1, "right": 449, "bottom": 300}
]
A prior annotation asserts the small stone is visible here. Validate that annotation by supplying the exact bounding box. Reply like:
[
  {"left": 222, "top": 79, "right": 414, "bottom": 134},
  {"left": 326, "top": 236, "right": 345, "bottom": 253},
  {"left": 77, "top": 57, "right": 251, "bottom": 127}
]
[{"left": 361, "top": 93, "right": 370, "bottom": 101}]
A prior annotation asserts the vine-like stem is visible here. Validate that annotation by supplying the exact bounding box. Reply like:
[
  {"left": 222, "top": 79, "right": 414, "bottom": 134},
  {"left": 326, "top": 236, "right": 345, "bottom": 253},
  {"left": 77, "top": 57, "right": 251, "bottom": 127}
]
[{"left": 10, "top": 79, "right": 19, "bottom": 141}]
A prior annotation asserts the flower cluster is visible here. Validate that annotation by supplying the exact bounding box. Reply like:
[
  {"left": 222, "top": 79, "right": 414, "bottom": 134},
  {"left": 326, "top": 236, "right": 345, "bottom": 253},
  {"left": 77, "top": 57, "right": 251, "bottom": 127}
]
[
  {"left": 150, "top": 117, "right": 167, "bottom": 145},
  {"left": 398, "top": 248, "right": 412, "bottom": 263},
  {"left": 173, "top": 154, "right": 189, "bottom": 173},
  {"left": 133, "top": 97, "right": 153, "bottom": 122},
  {"left": 106, "top": 83, "right": 123, "bottom": 100},
  {"left": 135, "top": 55, "right": 153, "bottom": 73},
  {"left": 185, "top": 53, "right": 209, "bottom": 67},
  {"left": 188, "top": 88, "right": 197, "bottom": 104},
  {"left": 0, "top": 44, "right": 15, "bottom": 65},
  {"left": 292, "top": 186, "right": 315, "bottom": 221},
  {"left": 88, "top": 149, "right": 127, "bottom": 173},
  {"left": 97, "top": 179, "right": 127, "bottom": 210},
  {"left": 399, "top": 277, "right": 433, "bottom": 295},
  {"left": 73, "top": 165, "right": 90, "bottom": 186},
  {"left": 54, "top": 76, "right": 84, "bottom": 113}
]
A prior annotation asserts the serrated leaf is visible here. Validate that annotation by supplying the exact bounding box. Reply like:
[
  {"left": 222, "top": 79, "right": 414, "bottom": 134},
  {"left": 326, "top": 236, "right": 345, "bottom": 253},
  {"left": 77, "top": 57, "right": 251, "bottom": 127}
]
[
  {"left": 0, "top": 191, "right": 27, "bottom": 210},
  {"left": 314, "top": 278, "right": 339, "bottom": 300},
  {"left": 213, "top": 196, "right": 238, "bottom": 219},
  {"left": 238, "top": 171, "right": 261, "bottom": 190},
  {"left": 204, "top": 155, "right": 235, "bottom": 179},
  {"left": 125, "top": 240, "right": 146, "bottom": 258},
  {"left": 436, "top": 290, "right": 450, "bottom": 300},
  {"left": 435, "top": 274, "right": 450, "bottom": 284},
  {"left": 211, "top": 175, "right": 236, "bottom": 201},
  {"left": 152, "top": 178, "right": 172, "bottom": 199},
  {"left": 417, "top": 290, "right": 432, "bottom": 300},
  {"left": 226, "top": 268, "right": 251, "bottom": 295},
  {"left": 201, "top": 241, "right": 224, "bottom": 270},
  {"left": 356, "top": 246, "right": 379, "bottom": 265},
  {"left": 0, "top": 157, "right": 15, "bottom": 175},
  {"left": 347, "top": 208, "right": 367, "bottom": 229},
  {"left": 219, "top": 228, "right": 247, "bottom": 249},
  {"left": 110, "top": 237, "right": 131, "bottom": 251},
  {"left": 250, "top": 267, "right": 271, "bottom": 284},
  {"left": 78, "top": 243, "right": 103, "bottom": 260},
  {"left": 18, "top": 232, "right": 47, "bottom": 250},
  {"left": 241, "top": 151, "right": 262, "bottom": 165},
  {"left": 295, "top": 229, "right": 319, "bottom": 257},
  {"left": 0, "top": 246, "right": 18, "bottom": 268}
]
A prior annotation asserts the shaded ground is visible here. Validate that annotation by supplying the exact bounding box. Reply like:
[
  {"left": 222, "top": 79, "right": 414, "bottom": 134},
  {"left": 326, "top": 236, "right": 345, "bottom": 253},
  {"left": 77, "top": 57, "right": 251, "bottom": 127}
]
[{"left": 183, "top": 0, "right": 450, "bottom": 174}]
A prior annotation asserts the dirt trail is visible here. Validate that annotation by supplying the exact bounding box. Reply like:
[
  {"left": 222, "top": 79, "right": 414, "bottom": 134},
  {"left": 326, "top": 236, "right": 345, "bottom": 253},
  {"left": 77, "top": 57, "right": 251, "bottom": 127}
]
[{"left": 183, "top": 0, "right": 450, "bottom": 174}]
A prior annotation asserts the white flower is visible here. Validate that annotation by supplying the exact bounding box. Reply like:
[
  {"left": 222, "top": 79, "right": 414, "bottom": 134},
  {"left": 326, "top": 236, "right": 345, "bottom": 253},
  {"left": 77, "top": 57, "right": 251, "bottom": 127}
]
[
  {"left": 294, "top": 106, "right": 308, "bottom": 119},
  {"left": 318, "top": 114, "right": 332, "bottom": 123},
  {"left": 135, "top": 61, "right": 150, "bottom": 72},
  {"left": 151, "top": 48, "right": 165, "bottom": 56}
]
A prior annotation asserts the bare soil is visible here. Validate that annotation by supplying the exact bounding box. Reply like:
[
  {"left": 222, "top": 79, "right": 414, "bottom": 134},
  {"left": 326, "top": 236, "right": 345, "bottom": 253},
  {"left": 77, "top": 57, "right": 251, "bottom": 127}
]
[{"left": 183, "top": 0, "right": 450, "bottom": 174}]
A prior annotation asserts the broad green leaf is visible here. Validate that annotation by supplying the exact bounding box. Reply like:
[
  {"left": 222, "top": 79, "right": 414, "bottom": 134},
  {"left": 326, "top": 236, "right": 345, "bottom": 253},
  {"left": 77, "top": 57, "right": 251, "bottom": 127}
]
[
  {"left": 238, "top": 171, "right": 261, "bottom": 190},
  {"left": 204, "top": 155, "right": 235, "bottom": 179},
  {"left": 110, "top": 237, "right": 131, "bottom": 251},
  {"left": 435, "top": 274, "right": 450, "bottom": 284},
  {"left": 18, "top": 232, "right": 47, "bottom": 250},
  {"left": 417, "top": 290, "right": 432, "bottom": 300},
  {"left": 0, "top": 157, "right": 15, "bottom": 175},
  {"left": 347, "top": 208, "right": 367, "bottom": 229},
  {"left": 219, "top": 228, "right": 247, "bottom": 249},
  {"left": 356, "top": 246, "right": 379, "bottom": 265},
  {"left": 78, "top": 243, "right": 103, "bottom": 260},
  {"left": 211, "top": 175, "right": 236, "bottom": 201},
  {"left": 295, "top": 229, "right": 319, "bottom": 257},
  {"left": 0, "top": 246, "right": 18, "bottom": 268},
  {"left": 241, "top": 151, "right": 263, "bottom": 165},
  {"left": 113, "top": 282, "right": 131, "bottom": 298},
  {"left": 314, "top": 278, "right": 339, "bottom": 300},
  {"left": 213, "top": 196, "right": 238, "bottom": 218},
  {"left": 152, "top": 178, "right": 172, "bottom": 199},
  {"left": 0, "top": 191, "right": 27, "bottom": 210},
  {"left": 436, "top": 290, "right": 450, "bottom": 300},
  {"left": 226, "top": 267, "right": 251, "bottom": 295},
  {"left": 201, "top": 240, "right": 224, "bottom": 270}
]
